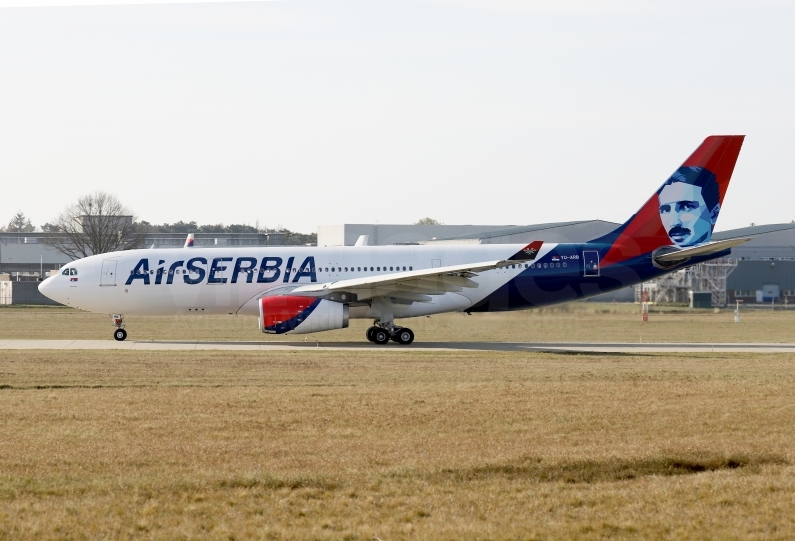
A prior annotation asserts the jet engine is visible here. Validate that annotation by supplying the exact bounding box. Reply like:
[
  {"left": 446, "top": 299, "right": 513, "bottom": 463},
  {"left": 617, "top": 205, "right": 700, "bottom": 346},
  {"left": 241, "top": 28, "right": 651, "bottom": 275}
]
[{"left": 258, "top": 296, "right": 349, "bottom": 334}]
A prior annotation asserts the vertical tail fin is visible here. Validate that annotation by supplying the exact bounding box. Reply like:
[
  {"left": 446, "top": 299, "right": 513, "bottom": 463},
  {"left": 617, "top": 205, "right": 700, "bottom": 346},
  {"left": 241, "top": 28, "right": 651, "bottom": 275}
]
[{"left": 594, "top": 135, "right": 745, "bottom": 268}]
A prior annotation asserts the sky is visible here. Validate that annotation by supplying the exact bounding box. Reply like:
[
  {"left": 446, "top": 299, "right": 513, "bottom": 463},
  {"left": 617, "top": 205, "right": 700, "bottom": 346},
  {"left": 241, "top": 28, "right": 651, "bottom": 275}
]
[{"left": 1, "top": 0, "right": 793, "bottom": 234}]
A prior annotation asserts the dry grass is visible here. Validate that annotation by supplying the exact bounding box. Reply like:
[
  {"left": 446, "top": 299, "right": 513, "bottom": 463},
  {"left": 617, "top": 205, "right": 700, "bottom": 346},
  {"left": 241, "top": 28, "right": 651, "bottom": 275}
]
[
  {"left": 2, "top": 348, "right": 795, "bottom": 539},
  {"left": 2, "top": 302, "right": 795, "bottom": 343}
]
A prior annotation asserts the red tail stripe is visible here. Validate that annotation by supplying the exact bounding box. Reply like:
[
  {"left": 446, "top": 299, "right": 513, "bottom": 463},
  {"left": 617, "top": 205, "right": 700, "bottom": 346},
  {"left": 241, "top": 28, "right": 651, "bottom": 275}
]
[{"left": 600, "top": 135, "right": 744, "bottom": 268}]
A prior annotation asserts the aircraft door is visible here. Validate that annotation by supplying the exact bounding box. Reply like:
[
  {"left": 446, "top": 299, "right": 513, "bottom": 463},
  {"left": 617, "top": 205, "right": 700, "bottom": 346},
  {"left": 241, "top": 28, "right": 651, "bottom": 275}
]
[
  {"left": 583, "top": 251, "right": 600, "bottom": 277},
  {"left": 101, "top": 260, "right": 118, "bottom": 286}
]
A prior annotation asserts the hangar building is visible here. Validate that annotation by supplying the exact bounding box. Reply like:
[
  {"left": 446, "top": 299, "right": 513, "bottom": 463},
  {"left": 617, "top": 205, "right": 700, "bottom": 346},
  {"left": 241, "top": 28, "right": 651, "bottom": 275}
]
[
  {"left": 317, "top": 220, "right": 620, "bottom": 247},
  {"left": 4, "top": 221, "right": 795, "bottom": 306},
  {"left": 0, "top": 231, "right": 284, "bottom": 280},
  {"left": 320, "top": 221, "right": 795, "bottom": 306}
]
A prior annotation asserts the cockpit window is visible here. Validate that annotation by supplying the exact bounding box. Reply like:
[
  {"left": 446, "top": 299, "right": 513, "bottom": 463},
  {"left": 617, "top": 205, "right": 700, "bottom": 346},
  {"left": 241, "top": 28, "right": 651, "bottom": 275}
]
[
  {"left": 70, "top": 268, "right": 78, "bottom": 276},
  {"left": 62, "top": 268, "right": 70, "bottom": 276}
]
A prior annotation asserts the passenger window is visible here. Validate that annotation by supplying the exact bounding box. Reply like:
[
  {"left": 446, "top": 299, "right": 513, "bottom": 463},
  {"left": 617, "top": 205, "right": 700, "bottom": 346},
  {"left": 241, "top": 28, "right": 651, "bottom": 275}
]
[
  {"left": 357, "top": 267, "right": 361, "bottom": 271},
  {"left": 402, "top": 266, "right": 406, "bottom": 271},
  {"left": 409, "top": 266, "right": 413, "bottom": 271},
  {"left": 370, "top": 267, "right": 374, "bottom": 271}
]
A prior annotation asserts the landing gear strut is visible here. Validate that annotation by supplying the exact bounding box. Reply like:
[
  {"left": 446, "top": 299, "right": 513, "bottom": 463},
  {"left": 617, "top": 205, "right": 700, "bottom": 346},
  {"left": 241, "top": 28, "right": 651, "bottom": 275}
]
[
  {"left": 366, "top": 323, "right": 414, "bottom": 345},
  {"left": 111, "top": 314, "right": 127, "bottom": 341}
]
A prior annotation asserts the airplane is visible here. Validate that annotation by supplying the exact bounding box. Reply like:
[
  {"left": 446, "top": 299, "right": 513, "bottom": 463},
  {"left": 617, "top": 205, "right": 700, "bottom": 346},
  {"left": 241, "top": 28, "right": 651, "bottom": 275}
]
[{"left": 39, "top": 135, "right": 749, "bottom": 345}]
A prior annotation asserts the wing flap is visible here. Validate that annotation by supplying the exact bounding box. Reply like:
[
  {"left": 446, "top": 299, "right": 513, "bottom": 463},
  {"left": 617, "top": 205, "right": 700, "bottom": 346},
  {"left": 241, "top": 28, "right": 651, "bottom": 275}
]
[{"left": 290, "top": 258, "right": 518, "bottom": 301}]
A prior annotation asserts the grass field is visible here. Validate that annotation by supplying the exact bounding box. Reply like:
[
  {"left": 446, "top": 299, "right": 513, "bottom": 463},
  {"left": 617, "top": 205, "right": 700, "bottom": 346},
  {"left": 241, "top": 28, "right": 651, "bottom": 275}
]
[
  {"left": 1, "top": 302, "right": 795, "bottom": 343},
  {"left": 2, "top": 347, "right": 795, "bottom": 539},
  {"left": 3, "top": 306, "right": 795, "bottom": 539}
]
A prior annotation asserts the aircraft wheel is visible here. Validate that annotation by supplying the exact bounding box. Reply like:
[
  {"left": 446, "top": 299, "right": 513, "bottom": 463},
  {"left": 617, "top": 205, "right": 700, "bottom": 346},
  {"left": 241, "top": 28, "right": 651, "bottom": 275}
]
[
  {"left": 366, "top": 326, "right": 379, "bottom": 342},
  {"left": 114, "top": 329, "right": 127, "bottom": 342},
  {"left": 395, "top": 328, "right": 414, "bottom": 345},
  {"left": 372, "top": 329, "right": 390, "bottom": 345}
]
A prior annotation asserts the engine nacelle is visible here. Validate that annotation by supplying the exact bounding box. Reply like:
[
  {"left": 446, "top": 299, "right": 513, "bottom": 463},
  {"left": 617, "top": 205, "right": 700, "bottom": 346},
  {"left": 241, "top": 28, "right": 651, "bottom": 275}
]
[{"left": 258, "top": 296, "right": 349, "bottom": 334}]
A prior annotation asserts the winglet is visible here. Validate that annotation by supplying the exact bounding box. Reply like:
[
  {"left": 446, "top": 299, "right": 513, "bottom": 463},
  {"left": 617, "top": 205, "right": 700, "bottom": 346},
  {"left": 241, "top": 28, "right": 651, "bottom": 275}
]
[
  {"left": 184, "top": 234, "right": 194, "bottom": 248},
  {"left": 509, "top": 240, "right": 543, "bottom": 261}
]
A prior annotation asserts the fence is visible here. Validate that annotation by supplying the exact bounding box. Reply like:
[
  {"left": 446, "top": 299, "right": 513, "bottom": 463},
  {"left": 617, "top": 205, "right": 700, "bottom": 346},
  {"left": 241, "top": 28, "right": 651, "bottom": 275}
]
[
  {"left": 0, "top": 281, "right": 63, "bottom": 306},
  {"left": 0, "top": 281, "right": 11, "bottom": 305}
]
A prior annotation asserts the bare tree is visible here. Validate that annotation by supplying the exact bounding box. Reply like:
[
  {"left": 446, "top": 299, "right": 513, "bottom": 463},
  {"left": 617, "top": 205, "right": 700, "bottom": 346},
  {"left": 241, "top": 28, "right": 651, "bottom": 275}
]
[
  {"left": 42, "top": 192, "right": 146, "bottom": 259},
  {"left": 7, "top": 211, "right": 35, "bottom": 233}
]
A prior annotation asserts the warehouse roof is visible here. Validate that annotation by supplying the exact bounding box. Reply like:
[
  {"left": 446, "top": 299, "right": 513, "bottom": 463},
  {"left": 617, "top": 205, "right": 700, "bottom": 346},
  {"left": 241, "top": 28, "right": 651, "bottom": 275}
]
[
  {"left": 431, "top": 219, "right": 621, "bottom": 242},
  {"left": 713, "top": 222, "right": 795, "bottom": 241}
]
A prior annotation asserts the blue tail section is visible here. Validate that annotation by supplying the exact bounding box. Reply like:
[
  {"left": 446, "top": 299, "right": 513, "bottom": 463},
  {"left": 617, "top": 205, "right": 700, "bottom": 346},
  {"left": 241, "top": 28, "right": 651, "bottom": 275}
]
[{"left": 470, "top": 136, "right": 745, "bottom": 312}]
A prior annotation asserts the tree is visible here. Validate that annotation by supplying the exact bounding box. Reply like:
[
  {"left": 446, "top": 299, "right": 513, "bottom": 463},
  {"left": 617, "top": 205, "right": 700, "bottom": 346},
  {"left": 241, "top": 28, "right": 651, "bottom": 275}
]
[
  {"left": 139, "top": 221, "right": 198, "bottom": 234},
  {"left": 41, "top": 192, "right": 146, "bottom": 259},
  {"left": 7, "top": 212, "right": 35, "bottom": 233},
  {"left": 414, "top": 217, "right": 442, "bottom": 225}
]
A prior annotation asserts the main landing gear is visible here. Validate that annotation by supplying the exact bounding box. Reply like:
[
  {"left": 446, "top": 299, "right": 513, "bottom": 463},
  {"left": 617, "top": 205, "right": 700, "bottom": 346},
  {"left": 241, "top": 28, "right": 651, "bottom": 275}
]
[
  {"left": 111, "top": 314, "right": 127, "bottom": 341},
  {"left": 366, "top": 325, "right": 415, "bottom": 345}
]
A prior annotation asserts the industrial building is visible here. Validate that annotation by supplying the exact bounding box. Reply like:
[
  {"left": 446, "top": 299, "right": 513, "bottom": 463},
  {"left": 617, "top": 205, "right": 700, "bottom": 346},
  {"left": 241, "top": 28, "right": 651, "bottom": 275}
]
[
  {"left": 317, "top": 220, "right": 620, "bottom": 247},
  {"left": 320, "top": 221, "right": 795, "bottom": 307},
  {"left": 4, "top": 221, "right": 795, "bottom": 306},
  {"left": 0, "top": 231, "right": 285, "bottom": 280},
  {"left": 636, "top": 223, "right": 795, "bottom": 307}
]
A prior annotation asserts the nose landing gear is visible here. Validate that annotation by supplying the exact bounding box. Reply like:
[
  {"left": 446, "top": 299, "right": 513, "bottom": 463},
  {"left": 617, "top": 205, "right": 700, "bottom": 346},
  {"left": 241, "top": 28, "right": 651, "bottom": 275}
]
[
  {"left": 366, "top": 324, "right": 414, "bottom": 345},
  {"left": 111, "top": 314, "right": 127, "bottom": 341}
]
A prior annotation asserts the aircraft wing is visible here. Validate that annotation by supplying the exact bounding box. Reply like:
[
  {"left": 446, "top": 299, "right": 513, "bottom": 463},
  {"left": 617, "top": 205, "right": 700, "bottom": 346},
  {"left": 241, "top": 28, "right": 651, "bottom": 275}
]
[
  {"left": 653, "top": 237, "right": 752, "bottom": 263},
  {"left": 290, "top": 242, "right": 545, "bottom": 302}
]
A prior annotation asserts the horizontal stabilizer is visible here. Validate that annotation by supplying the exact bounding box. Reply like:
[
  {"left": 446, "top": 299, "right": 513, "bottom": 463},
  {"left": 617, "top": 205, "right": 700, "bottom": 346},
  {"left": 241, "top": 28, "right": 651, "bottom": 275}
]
[{"left": 653, "top": 237, "right": 751, "bottom": 264}]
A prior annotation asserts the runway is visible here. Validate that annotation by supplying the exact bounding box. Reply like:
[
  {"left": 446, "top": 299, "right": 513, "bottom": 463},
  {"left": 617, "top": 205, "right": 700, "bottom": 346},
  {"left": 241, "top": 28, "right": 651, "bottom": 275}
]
[{"left": 1, "top": 339, "right": 795, "bottom": 353}]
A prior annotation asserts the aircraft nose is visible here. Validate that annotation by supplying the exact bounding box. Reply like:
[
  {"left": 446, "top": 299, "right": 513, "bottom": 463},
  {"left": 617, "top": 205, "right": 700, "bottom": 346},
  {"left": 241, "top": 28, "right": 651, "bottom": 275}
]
[
  {"left": 38, "top": 276, "right": 62, "bottom": 303},
  {"left": 38, "top": 277, "right": 50, "bottom": 295}
]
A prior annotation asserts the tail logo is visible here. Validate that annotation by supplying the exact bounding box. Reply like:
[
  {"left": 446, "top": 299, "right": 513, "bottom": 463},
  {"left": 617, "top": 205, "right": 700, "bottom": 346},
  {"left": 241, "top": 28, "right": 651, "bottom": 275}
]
[
  {"left": 592, "top": 135, "right": 744, "bottom": 269},
  {"left": 658, "top": 166, "right": 720, "bottom": 247}
]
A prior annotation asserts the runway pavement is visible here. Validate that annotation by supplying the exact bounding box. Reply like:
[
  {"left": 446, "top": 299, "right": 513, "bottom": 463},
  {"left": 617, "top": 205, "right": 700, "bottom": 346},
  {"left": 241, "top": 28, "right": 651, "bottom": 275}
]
[{"left": 1, "top": 339, "right": 795, "bottom": 353}]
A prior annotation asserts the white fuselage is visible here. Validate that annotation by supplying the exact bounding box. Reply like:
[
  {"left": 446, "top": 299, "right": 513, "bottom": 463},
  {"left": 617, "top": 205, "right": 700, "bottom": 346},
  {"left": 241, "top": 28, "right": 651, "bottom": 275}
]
[{"left": 38, "top": 244, "right": 550, "bottom": 320}]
